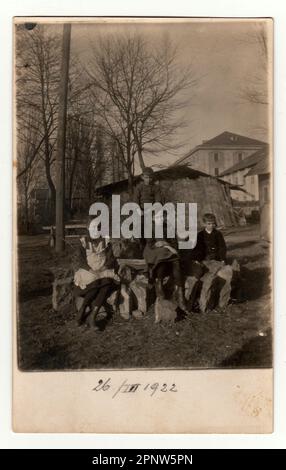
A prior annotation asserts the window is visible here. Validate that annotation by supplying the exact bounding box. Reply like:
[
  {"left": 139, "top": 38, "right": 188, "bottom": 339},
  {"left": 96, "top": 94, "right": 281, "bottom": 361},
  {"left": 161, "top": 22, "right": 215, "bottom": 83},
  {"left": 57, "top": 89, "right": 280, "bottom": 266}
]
[
  {"left": 238, "top": 153, "right": 243, "bottom": 162},
  {"left": 214, "top": 152, "right": 219, "bottom": 162},
  {"left": 251, "top": 176, "right": 255, "bottom": 184},
  {"left": 214, "top": 168, "right": 219, "bottom": 176}
]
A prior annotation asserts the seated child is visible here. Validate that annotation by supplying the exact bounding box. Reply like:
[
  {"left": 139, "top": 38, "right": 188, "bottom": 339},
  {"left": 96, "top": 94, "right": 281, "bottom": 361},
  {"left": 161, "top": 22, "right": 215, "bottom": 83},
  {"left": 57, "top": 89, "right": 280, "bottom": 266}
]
[
  {"left": 143, "top": 239, "right": 188, "bottom": 313},
  {"left": 74, "top": 236, "right": 120, "bottom": 328},
  {"left": 188, "top": 213, "right": 232, "bottom": 313},
  {"left": 192, "top": 213, "right": 226, "bottom": 263}
]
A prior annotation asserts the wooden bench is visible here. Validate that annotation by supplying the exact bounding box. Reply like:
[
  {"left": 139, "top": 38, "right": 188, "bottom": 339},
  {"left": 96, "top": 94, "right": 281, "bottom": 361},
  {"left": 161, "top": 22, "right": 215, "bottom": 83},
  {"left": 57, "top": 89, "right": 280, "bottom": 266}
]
[
  {"left": 117, "top": 258, "right": 147, "bottom": 270},
  {"left": 42, "top": 224, "right": 87, "bottom": 239}
]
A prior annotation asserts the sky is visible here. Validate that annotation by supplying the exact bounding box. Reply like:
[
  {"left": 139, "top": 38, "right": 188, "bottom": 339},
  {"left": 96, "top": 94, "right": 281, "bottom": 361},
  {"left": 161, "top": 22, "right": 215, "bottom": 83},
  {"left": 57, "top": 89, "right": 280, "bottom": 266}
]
[
  {"left": 71, "top": 19, "right": 271, "bottom": 169},
  {"left": 22, "top": 19, "right": 272, "bottom": 170}
]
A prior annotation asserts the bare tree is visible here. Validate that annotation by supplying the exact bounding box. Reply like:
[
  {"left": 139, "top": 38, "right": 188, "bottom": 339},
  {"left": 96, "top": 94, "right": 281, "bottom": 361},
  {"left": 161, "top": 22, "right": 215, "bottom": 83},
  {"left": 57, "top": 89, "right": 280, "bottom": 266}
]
[
  {"left": 16, "top": 26, "right": 103, "bottom": 221},
  {"left": 17, "top": 116, "right": 42, "bottom": 232},
  {"left": 239, "top": 24, "right": 269, "bottom": 106},
  {"left": 65, "top": 113, "right": 105, "bottom": 212},
  {"left": 16, "top": 25, "right": 61, "bottom": 214},
  {"left": 84, "top": 33, "right": 196, "bottom": 192}
]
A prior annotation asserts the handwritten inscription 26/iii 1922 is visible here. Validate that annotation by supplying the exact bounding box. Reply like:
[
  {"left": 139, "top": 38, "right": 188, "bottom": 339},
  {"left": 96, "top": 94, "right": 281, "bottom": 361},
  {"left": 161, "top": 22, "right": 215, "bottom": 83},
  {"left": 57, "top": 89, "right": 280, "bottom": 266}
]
[{"left": 92, "top": 379, "right": 178, "bottom": 399}]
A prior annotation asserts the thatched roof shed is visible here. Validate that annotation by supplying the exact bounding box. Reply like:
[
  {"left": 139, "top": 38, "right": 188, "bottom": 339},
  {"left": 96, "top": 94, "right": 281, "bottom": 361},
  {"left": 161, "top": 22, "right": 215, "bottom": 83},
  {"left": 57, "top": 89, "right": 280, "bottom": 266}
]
[{"left": 95, "top": 165, "right": 244, "bottom": 228}]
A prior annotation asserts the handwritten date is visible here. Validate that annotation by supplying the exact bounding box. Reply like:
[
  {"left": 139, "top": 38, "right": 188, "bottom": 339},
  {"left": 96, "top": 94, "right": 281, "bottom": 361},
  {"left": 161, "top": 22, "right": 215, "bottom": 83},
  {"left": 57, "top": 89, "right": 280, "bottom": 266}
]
[{"left": 93, "top": 378, "right": 178, "bottom": 398}]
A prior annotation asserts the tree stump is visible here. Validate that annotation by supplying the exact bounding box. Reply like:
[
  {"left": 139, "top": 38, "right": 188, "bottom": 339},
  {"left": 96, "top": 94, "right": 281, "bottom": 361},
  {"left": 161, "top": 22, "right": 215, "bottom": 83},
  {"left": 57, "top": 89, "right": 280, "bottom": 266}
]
[
  {"left": 130, "top": 274, "right": 155, "bottom": 317},
  {"left": 52, "top": 275, "right": 74, "bottom": 311}
]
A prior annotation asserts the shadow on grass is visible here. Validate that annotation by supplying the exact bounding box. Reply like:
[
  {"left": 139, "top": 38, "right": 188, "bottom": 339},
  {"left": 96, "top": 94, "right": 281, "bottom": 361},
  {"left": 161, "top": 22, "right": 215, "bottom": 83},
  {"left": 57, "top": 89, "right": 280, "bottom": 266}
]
[
  {"left": 240, "top": 266, "right": 271, "bottom": 301},
  {"left": 228, "top": 251, "right": 270, "bottom": 266},
  {"left": 218, "top": 327, "right": 272, "bottom": 368},
  {"left": 18, "top": 287, "right": 53, "bottom": 302},
  {"left": 18, "top": 344, "right": 71, "bottom": 371}
]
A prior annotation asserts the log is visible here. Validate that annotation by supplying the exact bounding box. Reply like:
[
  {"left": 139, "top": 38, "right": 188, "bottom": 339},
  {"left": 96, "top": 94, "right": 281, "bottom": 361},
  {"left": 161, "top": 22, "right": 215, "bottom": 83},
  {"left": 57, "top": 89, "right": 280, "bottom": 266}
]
[{"left": 52, "top": 275, "right": 74, "bottom": 311}]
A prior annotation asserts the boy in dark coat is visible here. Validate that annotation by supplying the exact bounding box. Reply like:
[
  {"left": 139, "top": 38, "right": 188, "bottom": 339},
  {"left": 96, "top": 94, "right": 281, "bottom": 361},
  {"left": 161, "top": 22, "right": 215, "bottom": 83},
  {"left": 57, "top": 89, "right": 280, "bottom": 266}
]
[
  {"left": 186, "top": 213, "right": 229, "bottom": 313},
  {"left": 192, "top": 213, "right": 227, "bottom": 263}
]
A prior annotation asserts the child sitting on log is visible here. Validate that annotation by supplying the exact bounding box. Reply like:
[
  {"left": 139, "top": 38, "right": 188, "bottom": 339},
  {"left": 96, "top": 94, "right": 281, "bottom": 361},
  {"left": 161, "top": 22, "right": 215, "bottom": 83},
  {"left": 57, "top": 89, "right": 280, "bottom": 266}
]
[
  {"left": 144, "top": 239, "right": 189, "bottom": 313},
  {"left": 187, "top": 213, "right": 235, "bottom": 313},
  {"left": 134, "top": 167, "right": 188, "bottom": 313},
  {"left": 193, "top": 213, "right": 227, "bottom": 264},
  {"left": 74, "top": 236, "right": 120, "bottom": 328}
]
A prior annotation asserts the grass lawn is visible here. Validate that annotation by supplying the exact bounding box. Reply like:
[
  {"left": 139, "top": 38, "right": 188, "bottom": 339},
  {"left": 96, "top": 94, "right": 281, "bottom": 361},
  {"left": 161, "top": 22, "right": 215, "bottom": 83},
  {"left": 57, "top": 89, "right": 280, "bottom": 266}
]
[{"left": 16, "top": 224, "right": 272, "bottom": 370}]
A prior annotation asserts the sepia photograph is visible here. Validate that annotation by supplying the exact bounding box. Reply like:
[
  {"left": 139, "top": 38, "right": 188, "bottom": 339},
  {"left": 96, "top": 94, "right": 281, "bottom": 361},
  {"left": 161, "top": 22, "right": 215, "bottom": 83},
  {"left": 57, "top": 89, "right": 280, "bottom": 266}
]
[{"left": 14, "top": 18, "right": 272, "bottom": 375}]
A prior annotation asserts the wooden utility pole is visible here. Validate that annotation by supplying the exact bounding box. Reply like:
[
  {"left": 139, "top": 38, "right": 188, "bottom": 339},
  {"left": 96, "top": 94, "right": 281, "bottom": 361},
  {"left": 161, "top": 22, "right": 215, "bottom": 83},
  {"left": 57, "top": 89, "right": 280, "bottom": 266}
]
[{"left": 55, "top": 23, "right": 71, "bottom": 252}]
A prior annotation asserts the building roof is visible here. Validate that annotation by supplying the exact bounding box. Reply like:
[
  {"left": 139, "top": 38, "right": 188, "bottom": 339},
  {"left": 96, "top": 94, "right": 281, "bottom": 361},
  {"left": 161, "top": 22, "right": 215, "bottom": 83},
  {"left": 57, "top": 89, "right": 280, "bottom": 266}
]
[
  {"left": 220, "top": 146, "right": 269, "bottom": 177},
  {"left": 200, "top": 131, "right": 266, "bottom": 147},
  {"left": 95, "top": 164, "right": 245, "bottom": 195},
  {"left": 246, "top": 148, "right": 270, "bottom": 176},
  {"left": 174, "top": 131, "right": 267, "bottom": 166}
]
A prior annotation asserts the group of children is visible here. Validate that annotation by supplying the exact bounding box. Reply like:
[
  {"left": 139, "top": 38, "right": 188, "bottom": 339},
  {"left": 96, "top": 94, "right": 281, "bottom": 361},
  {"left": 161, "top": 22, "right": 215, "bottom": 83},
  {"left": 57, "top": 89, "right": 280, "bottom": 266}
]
[{"left": 73, "top": 167, "right": 234, "bottom": 328}]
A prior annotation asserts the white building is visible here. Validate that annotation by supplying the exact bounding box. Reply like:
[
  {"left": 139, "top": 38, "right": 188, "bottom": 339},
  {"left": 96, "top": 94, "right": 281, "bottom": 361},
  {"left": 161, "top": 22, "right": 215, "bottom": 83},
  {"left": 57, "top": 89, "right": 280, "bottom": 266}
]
[
  {"left": 174, "top": 131, "right": 267, "bottom": 203},
  {"left": 220, "top": 148, "right": 269, "bottom": 202}
]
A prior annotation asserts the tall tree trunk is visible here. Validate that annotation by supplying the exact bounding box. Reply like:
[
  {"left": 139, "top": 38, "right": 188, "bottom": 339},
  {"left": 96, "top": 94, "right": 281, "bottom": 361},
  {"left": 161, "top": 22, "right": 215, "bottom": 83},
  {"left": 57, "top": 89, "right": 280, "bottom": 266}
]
[
  {"left": 132, "top": 130, "right": 146, "bottom": 171},
  {"left": 137, "top": 145, "right": 146, "bottom": 172},
  {"left": 125, "top": 141, "right": 134, "bottom": 196},
  {"left": 55, "top": 23, "right": 71, "bottom": 252},
  {"left": 40, "top": 78, "right": 56, "bottom": 223},
  {"left": 127, "top": 170, "right": 134, "bottom": 197},
  {"left": 68, "top": 147, "right": 78, "bottom": 214},
  {"left": 45, "top": 156, "right": 56, "bottom": 220}
]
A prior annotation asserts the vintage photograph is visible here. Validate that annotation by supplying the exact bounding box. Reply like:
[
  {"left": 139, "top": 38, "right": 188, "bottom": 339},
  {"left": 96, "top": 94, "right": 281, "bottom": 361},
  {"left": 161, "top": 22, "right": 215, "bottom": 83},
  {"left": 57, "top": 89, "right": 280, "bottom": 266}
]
[{"left": 15, "top": 18, "right": 272, "bottom": 373}]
